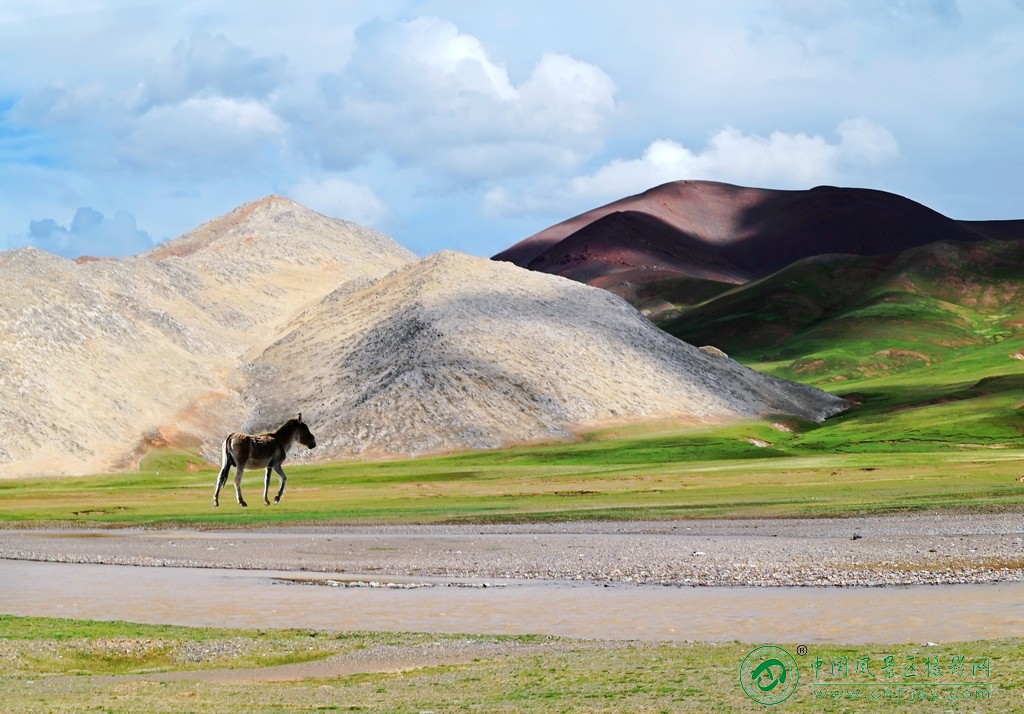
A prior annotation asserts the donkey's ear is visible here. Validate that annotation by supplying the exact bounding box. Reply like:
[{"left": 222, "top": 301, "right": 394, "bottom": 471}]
[{"left": 296, "top": 412, "right": 303, "bottom": 422}]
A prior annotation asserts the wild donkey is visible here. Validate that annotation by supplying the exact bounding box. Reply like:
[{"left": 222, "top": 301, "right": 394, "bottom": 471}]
[{"left": 213, "top": 414, "right": 316, "bottom": 508}]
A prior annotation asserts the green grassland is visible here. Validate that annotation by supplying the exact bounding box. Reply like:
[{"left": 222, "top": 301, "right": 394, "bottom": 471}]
[
  {"left": 0, "top": 368, "right": 1020, "bottom": 526},
  {"left": 0, "top": 615, "right": 1016, "bottom": 713}
]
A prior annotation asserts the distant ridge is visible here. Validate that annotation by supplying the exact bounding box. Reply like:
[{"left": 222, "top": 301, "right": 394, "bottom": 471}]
[
  {"left": 144, "top": 195, "right": 294, "bottom": 260},
  {"left": 494, "top": 181, "right": 1024, "bottom": 314}
]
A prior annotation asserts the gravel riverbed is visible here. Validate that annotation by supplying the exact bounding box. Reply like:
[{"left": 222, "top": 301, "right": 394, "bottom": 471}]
[{"left": 3, "top": 513, "right": 1024, "bottom": 587}]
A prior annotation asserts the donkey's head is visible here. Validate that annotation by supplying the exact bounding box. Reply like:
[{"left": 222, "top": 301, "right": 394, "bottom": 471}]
[{"left": 294, "top": 413, "right": 316, "bottom": 449}]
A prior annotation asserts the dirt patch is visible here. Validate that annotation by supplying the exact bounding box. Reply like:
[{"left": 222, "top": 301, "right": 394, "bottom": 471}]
[{"left": 85, "top": 639, "right": 561, "bottom": 684}]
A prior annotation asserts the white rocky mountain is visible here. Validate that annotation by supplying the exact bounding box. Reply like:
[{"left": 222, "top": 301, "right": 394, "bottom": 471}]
[
  {"left": 244, "top": 250, "right": 847, "bottom": 461},
  {"left": 0, "top": 197, "right": 415, "bottom": 476}
]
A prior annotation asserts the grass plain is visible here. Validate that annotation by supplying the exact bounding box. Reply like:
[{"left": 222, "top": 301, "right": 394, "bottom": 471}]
[
  {"left": 1, "top": 367, "right": 1020, "bottom": 709},
  {"left": 0, "top": 615, "right": 1016, "bottom": 713}
]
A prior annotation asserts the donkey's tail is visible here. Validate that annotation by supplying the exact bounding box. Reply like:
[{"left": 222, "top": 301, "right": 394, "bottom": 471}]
[{"left": 220, "top": 435, "right": 237, "bottom": 469}]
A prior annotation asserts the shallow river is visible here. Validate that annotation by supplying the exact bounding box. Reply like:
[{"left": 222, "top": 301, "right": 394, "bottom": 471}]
[{"left": 2, "top": 559, "right": 1023, "bottom": 644}]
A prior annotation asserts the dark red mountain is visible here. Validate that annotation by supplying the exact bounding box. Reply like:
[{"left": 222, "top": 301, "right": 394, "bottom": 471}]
[{"left": 493, "top": 181, "right": 1024, "bottom": 311}]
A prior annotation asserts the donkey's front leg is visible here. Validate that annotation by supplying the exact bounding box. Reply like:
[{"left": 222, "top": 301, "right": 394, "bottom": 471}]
[
  {"left": 233, "top": 466, "right": 248, "bottom": 507},
  {"left": 263, "top": 466, "right": 273, "bottom": 505},
  {"left": 273, "top": 464, "right": 287, "bottom": 504}
]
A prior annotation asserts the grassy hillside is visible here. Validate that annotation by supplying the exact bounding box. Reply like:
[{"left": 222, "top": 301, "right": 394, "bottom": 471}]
[
  {"left": 661, "top": 240, "right": 1024, "bottom": 371},
  {"left": 656, "top": 240, "right": 1023, "bottom": 457}
]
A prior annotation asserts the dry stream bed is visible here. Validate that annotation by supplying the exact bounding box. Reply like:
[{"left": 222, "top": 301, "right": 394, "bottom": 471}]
[{"left": 3, "top": 514, "right": 1024, "bottom": 645}]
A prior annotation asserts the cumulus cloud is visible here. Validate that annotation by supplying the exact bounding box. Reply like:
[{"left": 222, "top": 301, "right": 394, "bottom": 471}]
[
  {"left": 485, "top": 119, "right": 900, "bottom": 217},
  {"left": 10, "top": 30, "right": 287, "bottom": 128},
  {"left": 7, "top": 82, "right": 126, "bottom": 128},
  {"left": 119, "top": 96, "right": 285, "bottom": 173},
  {"left": 122, "top": 33, "right": 289, "bottom": 175},
  {"left": 11, "top": 17, "right": 614, "bottom": 188},
  {"left": 140, "top": 31, "right": 287, "bottom": 108},
  {"left": 28, "top": 207, "right": 154, "bottom": 258},
  {"left": 342, "top": 17, "right": 517, "bottom": 105},
  {"left": 518, "top": 53, "right": 617, "bottom": 136},
  {"left": 8, "top": 32, "right": 288, "bottom": 177},
  {"left": 835, "top": 118, "right": 901, "bottom": 166},
  {"left": 287, "top": 176, "right": 390, "bottom": 228},
  {"left": 291, "top": 17, "right": 616, "bottom": 180}
]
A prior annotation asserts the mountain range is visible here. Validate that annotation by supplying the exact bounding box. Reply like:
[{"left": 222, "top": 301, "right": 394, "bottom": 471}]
[
  {"left": 0, "top": 196, "right": 846, "bottom": 477},
  {"left": 246, "top": 250, "right": 845, "bottom": 461},
  {"left": 493, "top": 181, "right": 1024, "bottom": 323},
  {"left": 6, "top": 179, "right": 1020, "bottom": 478}
]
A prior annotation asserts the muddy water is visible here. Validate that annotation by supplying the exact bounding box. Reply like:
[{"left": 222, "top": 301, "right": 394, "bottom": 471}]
[{"left": 3, "top": 559, "right": 1023, "bottom": 644}]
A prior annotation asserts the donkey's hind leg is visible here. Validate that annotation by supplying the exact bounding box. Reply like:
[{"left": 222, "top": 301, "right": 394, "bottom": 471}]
[
  {"left": 213, "top": 465, "right": 231, "bottom": 508},
  {"left": 233, "top": 465, "right": 248, "bottom": 508},
  {"left": 214, "top": 437, "right": 236, "bottom": 508}
]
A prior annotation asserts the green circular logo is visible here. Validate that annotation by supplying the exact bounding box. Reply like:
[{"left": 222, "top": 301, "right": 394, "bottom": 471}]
[{"left": 740, "top": 645, "right": 800, "bottom": 706}]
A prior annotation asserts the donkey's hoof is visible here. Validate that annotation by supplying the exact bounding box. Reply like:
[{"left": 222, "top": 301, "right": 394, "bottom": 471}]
[
  {"left": 213, "top": 502, "right": 219, "bottom": 509},
  {"left": 274, "top": 496, "right": 282, "bottom": 504},
  {"left": 264, "top": 499, "right": 271, "bottom": 506},
  {"left": 239, "top": 500, "right": 248, "bottom": 508}
]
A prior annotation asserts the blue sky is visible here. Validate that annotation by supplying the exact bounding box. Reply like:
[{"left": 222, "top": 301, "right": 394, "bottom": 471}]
[{"left": 1, "top": 1, "right": 1022, "bottom": 259}]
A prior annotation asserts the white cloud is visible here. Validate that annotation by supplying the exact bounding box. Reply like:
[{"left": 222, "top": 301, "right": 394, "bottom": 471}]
[
  {"left": 517, "top": 52, "right": 617, "bottom": 136},
  {"left": 1, "top": 3, "right": 1020, "bottom": 260},
  {"left": 8, "top": 31, "right": 289, "bottom": 177},
  {"left": 835, "top": 118, "right": 901, "bottom": 166},
  {"left": 140, "top": 31, "right": 287, "bottom": 108},
  {"left": 287, "top": 176, "right": 390, "bottom": 228},
  {"left": 486, "top": 119, "right": 900, "bottom": 217},
  {"left": 28, "top": 206, "right": 153, "bottom": 258},
  {"left": 8, "top": 82, "right": 133, "bottom": 128},
  {"left": 291, "top": 17, "right": 617, "bottom": 180},
  {"left": 118, "top": 96, "right": 285, "bottom": 173},
  {"left": 341, "top": 17, "right": 517, "bottom": 105}
]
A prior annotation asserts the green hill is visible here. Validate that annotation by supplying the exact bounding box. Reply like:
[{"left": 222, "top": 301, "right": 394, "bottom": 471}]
[
  {"left": 660, "top": 239, "right": 1024, "bottom": 381},
  {"left": 656, "top": 239, "right": 1024, "bottom": 457}
]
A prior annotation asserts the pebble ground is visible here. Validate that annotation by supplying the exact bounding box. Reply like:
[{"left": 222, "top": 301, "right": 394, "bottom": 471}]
[{"left": 3, "top": 513, "right": 1023, "bottom": 587}]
